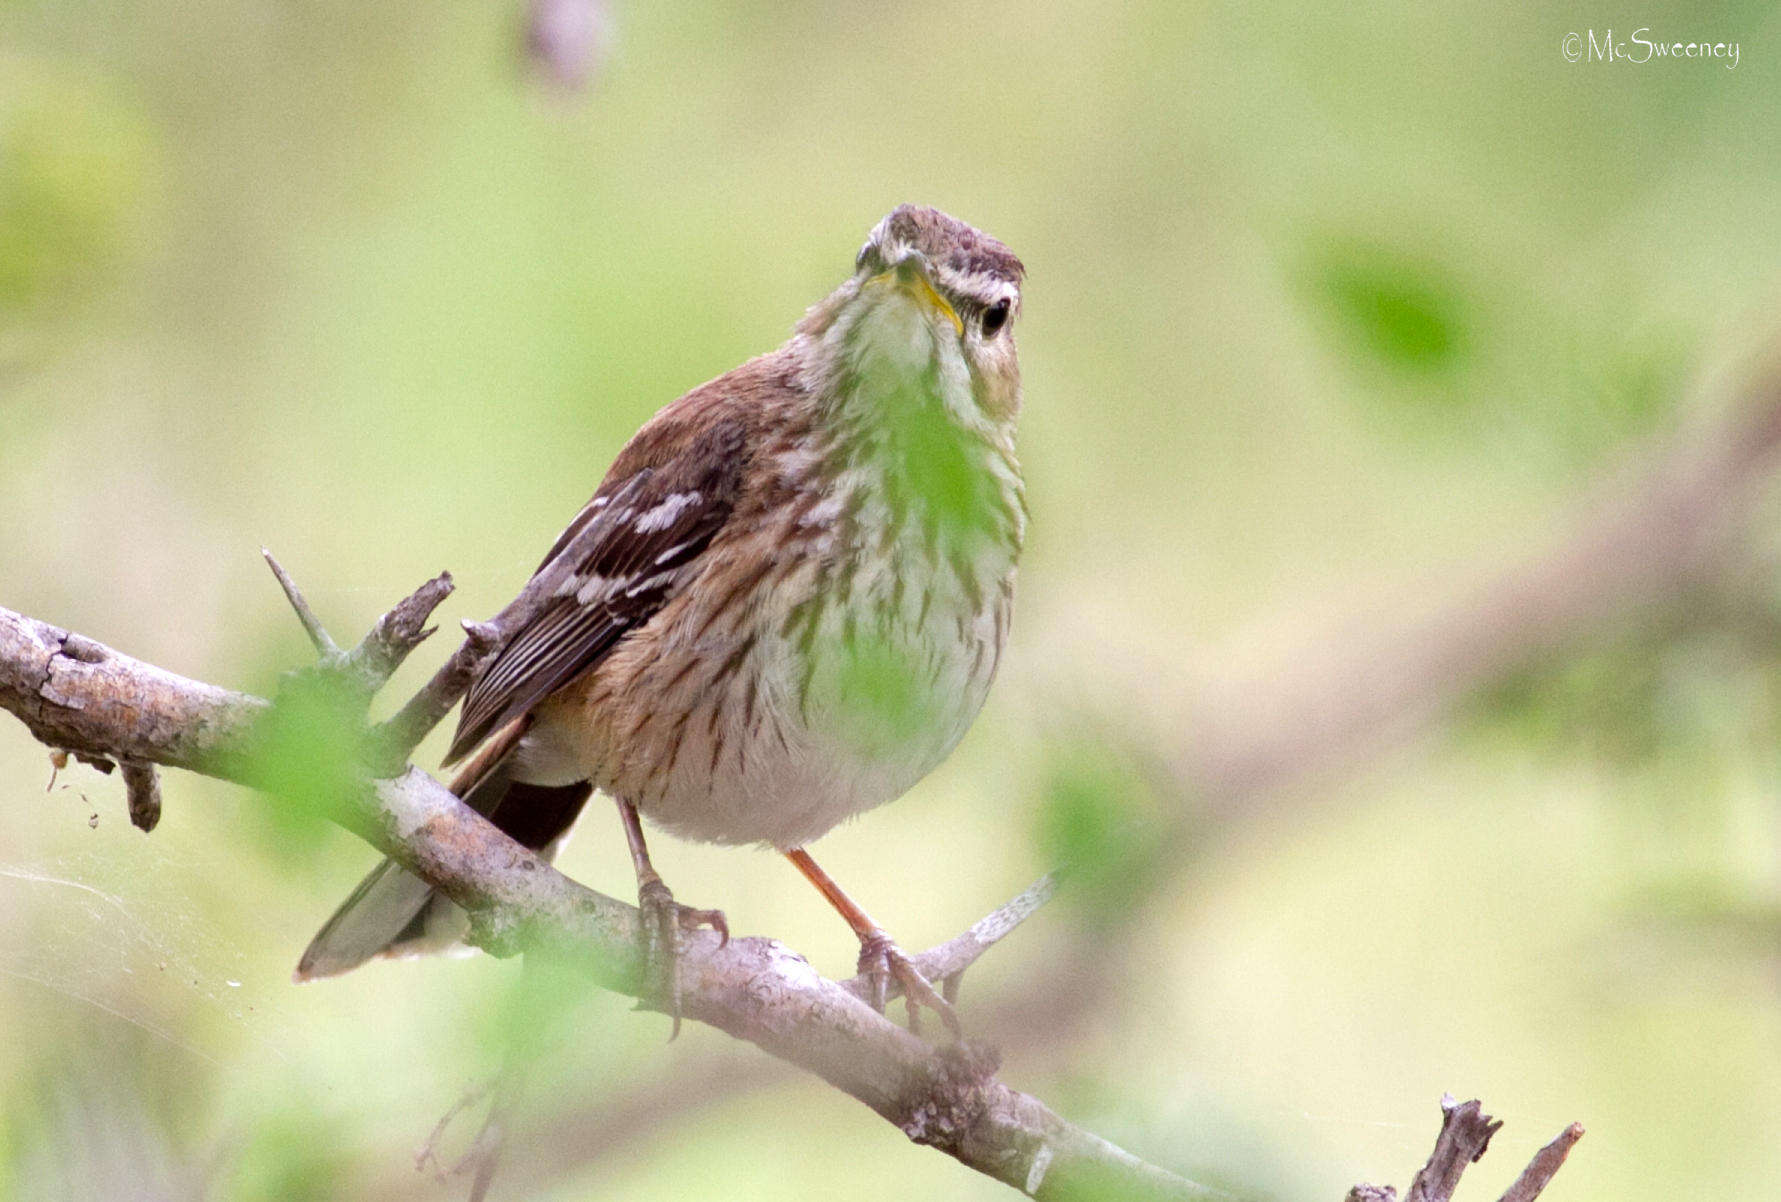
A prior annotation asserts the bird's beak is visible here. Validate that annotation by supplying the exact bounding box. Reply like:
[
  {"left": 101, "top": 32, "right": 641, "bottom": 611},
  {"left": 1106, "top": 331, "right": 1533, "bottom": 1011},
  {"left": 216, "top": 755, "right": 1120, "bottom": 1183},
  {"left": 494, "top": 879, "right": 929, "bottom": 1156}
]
[{"left": 874, "top": 253, "right": 963, "bottom": 337}]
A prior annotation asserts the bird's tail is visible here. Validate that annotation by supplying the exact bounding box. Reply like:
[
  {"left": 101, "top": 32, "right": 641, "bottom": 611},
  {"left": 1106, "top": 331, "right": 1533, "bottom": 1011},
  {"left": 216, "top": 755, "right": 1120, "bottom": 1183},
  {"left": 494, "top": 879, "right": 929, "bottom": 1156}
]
[{"left": 293, "top": 720, "right": 592, "bottom": 982}]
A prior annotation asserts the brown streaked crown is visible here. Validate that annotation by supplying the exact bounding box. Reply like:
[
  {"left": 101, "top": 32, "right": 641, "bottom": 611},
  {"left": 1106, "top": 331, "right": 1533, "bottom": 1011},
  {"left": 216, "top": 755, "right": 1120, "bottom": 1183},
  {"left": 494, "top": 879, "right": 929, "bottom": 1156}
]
[{"left": 856, "top": 205, "right": 1025, "bottom": 295}]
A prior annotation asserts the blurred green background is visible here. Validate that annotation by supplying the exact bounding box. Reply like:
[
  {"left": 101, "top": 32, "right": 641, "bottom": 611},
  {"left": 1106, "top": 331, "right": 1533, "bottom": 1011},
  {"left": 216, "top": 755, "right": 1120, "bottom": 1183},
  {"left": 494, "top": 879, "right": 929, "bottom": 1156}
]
[{"left": 4, "top": 1, "right": 1781, "bottom": 1198}]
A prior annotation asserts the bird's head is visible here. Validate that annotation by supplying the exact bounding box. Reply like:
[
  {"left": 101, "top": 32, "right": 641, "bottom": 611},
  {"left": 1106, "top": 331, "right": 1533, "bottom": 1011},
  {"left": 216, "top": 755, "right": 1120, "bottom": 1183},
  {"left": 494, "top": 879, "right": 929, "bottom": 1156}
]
[{"left": 800, "top": 205, "right": 1026, "bottom": 425}]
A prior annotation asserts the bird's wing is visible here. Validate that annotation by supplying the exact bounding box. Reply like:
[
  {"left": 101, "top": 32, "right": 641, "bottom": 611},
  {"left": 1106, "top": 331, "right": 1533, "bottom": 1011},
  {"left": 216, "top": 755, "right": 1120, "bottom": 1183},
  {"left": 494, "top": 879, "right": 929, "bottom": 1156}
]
[{"left": 443, "top": 417, "right": 748, "bottom": 765}]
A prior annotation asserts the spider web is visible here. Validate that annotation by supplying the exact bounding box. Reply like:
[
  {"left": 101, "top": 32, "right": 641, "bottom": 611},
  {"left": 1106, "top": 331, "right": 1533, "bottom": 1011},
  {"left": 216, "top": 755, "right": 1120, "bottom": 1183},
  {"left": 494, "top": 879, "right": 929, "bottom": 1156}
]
[{"left": 0, "top": 767, "right": 300, "bottom": 1075}]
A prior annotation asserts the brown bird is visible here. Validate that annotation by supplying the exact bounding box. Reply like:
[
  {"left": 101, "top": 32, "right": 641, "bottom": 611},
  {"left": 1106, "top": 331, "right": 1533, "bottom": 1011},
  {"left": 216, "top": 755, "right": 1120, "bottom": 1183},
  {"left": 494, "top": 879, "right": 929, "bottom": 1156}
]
[{"left": 297, "top": 205, "right": 1026, "bottom": 1032}]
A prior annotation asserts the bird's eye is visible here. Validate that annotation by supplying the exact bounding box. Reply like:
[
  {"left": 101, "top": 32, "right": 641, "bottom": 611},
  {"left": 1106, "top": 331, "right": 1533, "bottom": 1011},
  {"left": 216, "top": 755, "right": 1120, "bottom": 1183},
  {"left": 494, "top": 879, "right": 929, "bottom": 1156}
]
[{"left": 980, "top": 299, "right": 1011, "bottom": 338}]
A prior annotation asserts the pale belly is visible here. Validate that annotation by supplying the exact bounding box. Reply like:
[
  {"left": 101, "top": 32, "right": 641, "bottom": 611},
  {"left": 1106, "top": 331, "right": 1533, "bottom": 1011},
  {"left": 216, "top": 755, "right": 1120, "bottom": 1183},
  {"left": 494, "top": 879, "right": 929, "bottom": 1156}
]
[{"left": 527, "top": 541, "right": 1014, "bottom": 850}]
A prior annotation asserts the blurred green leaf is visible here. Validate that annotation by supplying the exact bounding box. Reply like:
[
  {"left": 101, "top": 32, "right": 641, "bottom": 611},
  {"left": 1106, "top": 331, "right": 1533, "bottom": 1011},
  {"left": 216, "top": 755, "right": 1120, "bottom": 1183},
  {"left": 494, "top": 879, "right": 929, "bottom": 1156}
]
[
  {"left": 1301, "top": 238, "right": 1468, "bottom": 377},
  {"left": 1036, "top": 738, "right": 1168, "bottom": 921},
  {"left": 222, "top": 1107, "right": 355, "bottom": 1202},
  {"left": 1554, "top": 320, "right": 1691, "bottom": 453},
  {"left": 824, "top": 627, "right": 931, "bottom": 756},
  {"left": 478, "top": 950, "right": 610, "bottom": 1066},
  {"left": 243, "top": 673, "right": 372, "bottom": 865}
]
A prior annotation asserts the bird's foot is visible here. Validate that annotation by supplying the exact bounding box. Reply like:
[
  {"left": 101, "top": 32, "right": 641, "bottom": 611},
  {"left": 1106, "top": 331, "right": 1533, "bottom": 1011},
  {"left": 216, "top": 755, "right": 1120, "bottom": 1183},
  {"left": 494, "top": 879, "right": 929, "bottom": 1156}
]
[
  {"left": 637, "top": 876, "right": 728, "bottom": 1039},
  {"left": 856, "top": 930, "right": 961, "bottom": 1039}
]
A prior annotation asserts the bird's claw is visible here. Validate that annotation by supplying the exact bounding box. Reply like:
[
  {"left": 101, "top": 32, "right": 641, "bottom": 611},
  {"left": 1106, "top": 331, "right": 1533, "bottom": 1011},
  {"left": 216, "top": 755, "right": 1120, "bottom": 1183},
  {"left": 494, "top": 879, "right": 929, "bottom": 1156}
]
[
  {"left": 856, "top": 931, "right": 961, "bottom": 1039},
  {"left": 637, "top": 877, "right": 728, "bottom": 1039}
]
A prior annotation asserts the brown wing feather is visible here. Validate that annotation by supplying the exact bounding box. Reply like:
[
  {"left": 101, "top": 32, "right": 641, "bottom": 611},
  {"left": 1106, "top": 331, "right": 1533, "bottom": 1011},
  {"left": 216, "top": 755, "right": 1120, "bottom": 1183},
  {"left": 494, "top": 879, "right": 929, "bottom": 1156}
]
[{"left": 443, "top": 416, "right": 749, "bottom": 765}]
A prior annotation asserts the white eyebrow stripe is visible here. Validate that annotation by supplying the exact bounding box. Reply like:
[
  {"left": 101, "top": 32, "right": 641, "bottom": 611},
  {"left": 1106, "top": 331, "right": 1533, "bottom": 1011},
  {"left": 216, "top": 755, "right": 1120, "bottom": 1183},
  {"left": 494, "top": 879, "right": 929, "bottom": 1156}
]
[{"left": 930, "top": 263, "right": 1018, "bottom": 309}]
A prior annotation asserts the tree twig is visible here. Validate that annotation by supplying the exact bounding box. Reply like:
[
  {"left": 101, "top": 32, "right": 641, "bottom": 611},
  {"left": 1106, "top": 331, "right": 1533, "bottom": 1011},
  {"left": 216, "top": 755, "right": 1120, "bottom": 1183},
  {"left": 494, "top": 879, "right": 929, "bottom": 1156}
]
[
  {"left": 841, "top": 871, "right": 1060, "bottom": 1008},
  {"left": 265, "top": 552, "right": 455, "bottom": 718},
  {"left": 372, "top": 618, "right": 502, "bottom": 768},
  {"left": 1406, "top": 1096, "right": 1503, "bottom": 1202},
  {"left": 335, "top": 569, "right": 453, "bottom": 699},
  {"left": 1496, "top": 1122, "right": 1584, "bottom": 1202},
  {"left": 120, "top": 759, "right": 162, "bottom": 832},
  {"left": 261, "top": 548, "right": 340, "bottom": 658},
  {"left": 1347, "top": 1095, "right": 1580, "bottom": 1202}
]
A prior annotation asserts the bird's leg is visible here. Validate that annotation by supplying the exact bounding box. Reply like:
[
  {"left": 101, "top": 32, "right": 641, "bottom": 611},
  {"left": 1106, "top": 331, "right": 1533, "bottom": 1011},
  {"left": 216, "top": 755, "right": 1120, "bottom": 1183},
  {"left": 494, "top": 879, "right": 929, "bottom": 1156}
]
[
  {"left": 616, "top": 798, "right": 727, "bottom": 1037},
  {"left": 784, "top": 847, "right": 960, "bottom": 1038}
]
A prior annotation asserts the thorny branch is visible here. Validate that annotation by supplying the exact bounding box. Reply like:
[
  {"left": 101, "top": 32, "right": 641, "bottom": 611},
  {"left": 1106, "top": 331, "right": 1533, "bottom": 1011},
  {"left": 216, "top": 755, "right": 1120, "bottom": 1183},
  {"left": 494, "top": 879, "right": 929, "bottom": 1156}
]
[
  {"left": 25, "top": 353, "right": 1764, "bottom": 1193},
  {"left": 0, "top": 583, "right": 1198, "bottom": 1201}
]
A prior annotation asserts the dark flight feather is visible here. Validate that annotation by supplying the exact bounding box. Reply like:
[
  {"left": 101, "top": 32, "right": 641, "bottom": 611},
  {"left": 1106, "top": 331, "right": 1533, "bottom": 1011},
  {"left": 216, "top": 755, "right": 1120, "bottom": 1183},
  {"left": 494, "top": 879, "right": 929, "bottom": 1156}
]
[{"left": 443, "top": 419, "right": 748, "bottom": 765}]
